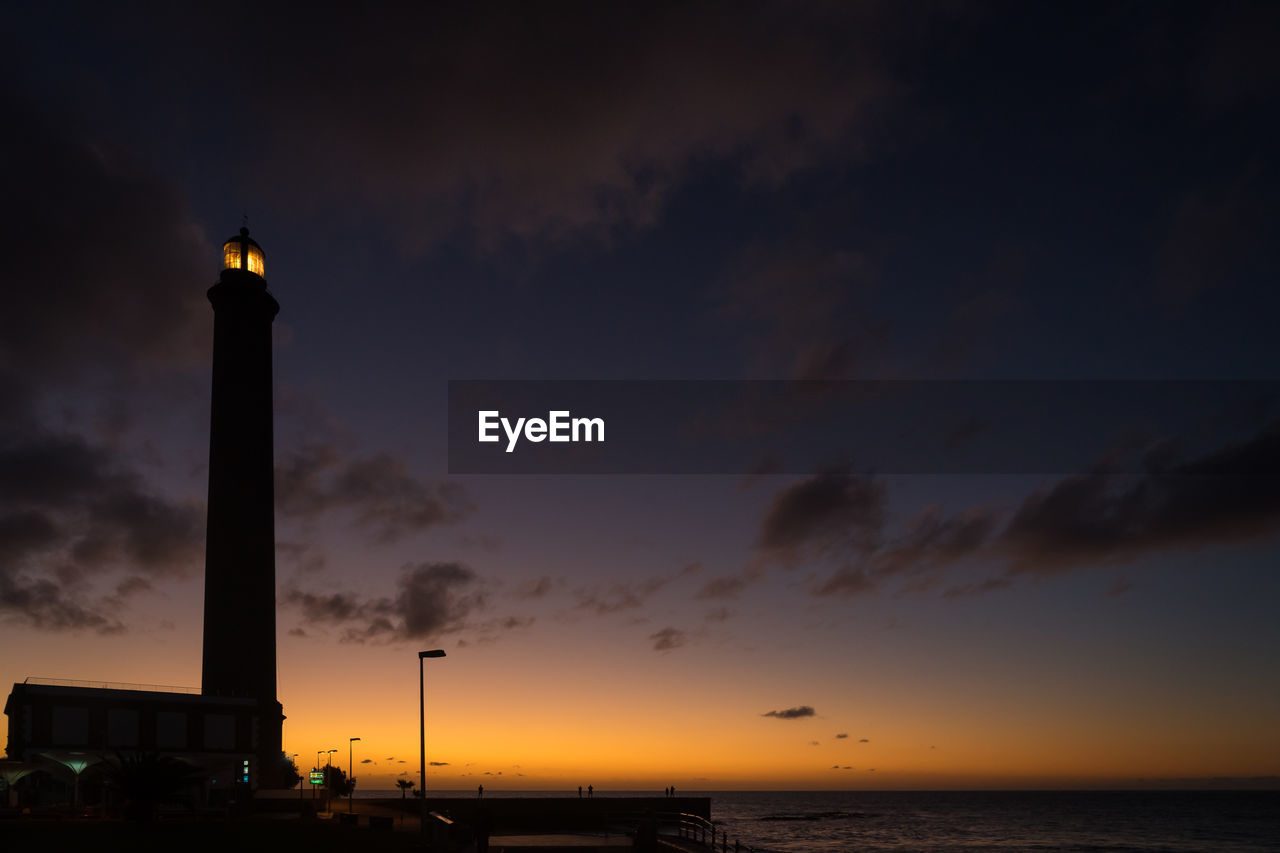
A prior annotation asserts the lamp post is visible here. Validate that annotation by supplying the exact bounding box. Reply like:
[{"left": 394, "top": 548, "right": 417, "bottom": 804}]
[
  {"left": 419, "top": 649, "right": 446, "bottom": 836},
  {"left": 325, "top": 749, "right": 337, "bottom": 811},
  {"left": 314, "top": 750, "right": 323, "bottom": 801},
  {"left": 289, "top": 753, "right": 299, "bottom": 802},
  {"left": 348, "top": 737, "right": 361, "bottom": 813}
]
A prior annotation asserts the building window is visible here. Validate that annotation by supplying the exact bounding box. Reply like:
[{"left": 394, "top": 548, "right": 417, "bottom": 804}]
[
  {"left": 107, "top": 708, "right": 140, "bottom": 747},
  {"left": 246, "top": 245, "right": 265, "bottom": 276},
  {"left": 156, "top": 711, "right": 187, "bottom": 749},
  {"left": 222, "top": 241, "right": 265, "bottom": 277},
  {"left": 204, "top": 713, "right": 235, "bottom": 750},
  {"left": 51, "top": 706, "right": 89, "bottom": 745}
]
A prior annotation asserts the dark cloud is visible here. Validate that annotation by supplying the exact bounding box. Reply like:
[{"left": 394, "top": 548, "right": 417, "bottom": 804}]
[
  {"left": 0, "top": 421, "right": 204, "bottom": 632},
  {"left": 276, "top": 444, "right": 473, "bottom": 542},
  {"left": 694, "top": 570, "right": 758, "bottom": 601},
  {"left": 757, "top": 472, "right": 885, "bottom": 561},
  {"left": 514, "top": 576, "right": 555, "bottom": 600},
  {"left": 0, "top": 77, "right": 218, "bottom": 633},
  {"left": 762, "top": 706, "right": 816, "bottom": 720},
  {"left": 0, "top": 82, "right": 211, "bottom": 377},
  {"left": 397, "top": 563, "right": 487, "bottom": 638},
  {"left": 719, "top": 239, "right": 887, "bottom": 381},
  {"left": 284, "top": 562, "right": 489, "bottom": 643},
  {"left": 361, "top": 758, "right": 373, "bottom": 764},
  {"left": 574, "top": 564, "right": 697, "bottom": 615},
  {"left": 285, "top": 589, "right": 371, "bottom": 623},
  {"left": 941, "top": 577, "right": 1014, "bottom": 599},
  {"left": 998, "top": 422, "right": 1280, "bottom": 574},
  {"left": 859, "top": 739, "right": 870, "bottom": 743},
  {"left": 765, "top": 420, "right": 1280, "bottom": 598},
  {"left": 277, "top": 541, "right": 327, "bottom": 574},
  {"left": 868, "top": 507, "right": 999, "bottom": 581},
  {"left": 430, "top": 762, "right": 450, "bottom": 767},
  {"left": 456, "top": 533, "right": 504, "bottom": 552},
  {"left": 835, "top": 733, "right": 849, "bottom": 739},
  {"left": 575, "top": 584, "right": 642, "bottom": 615},
  {"left": 85, "top": 3, "right": 918, "bottom": 254},
  {"left": 650, "top": 627, "right": 687, "bottom": 652}
]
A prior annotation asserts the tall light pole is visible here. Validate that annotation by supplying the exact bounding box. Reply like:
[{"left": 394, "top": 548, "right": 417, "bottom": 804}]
[
  {"left": 419, "top": 649, "right": 446, "bottom": 836},
  {"left": 348, "top": 737, "right": 361, "bottom": 813},
  {"left": 289, "top": 753, "right": 299, "bottom": 803},
  {"left": 314, "top": 750, "right": 323, "bottom": 802},
  {"left": 325, "top": 749, "right": 337, "bottom": 811}
]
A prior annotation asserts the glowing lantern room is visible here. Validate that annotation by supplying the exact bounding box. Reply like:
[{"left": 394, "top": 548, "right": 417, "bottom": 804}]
[{"left": 222, "top": 226, "right": 266, "bottom": 278}]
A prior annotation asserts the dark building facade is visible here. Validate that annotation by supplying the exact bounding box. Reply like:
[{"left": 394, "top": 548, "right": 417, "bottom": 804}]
[{"left": 4, "top": 679, "right": 259, "bottom": 796}]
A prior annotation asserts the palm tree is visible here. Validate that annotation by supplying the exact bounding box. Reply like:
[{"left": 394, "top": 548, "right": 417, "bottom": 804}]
[{"left": 397, "top": 778, "right": 414, "bottom": 799}]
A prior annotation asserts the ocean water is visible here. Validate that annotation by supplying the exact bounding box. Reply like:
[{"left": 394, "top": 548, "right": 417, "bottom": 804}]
[{"left": 700, "top": 790, "right": 1280, "bottom": 853}]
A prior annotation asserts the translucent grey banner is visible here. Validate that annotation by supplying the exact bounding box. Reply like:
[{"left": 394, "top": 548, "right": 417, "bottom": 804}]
[{"left": 446, "top": 380, "right": 1280, "bottom": 475}]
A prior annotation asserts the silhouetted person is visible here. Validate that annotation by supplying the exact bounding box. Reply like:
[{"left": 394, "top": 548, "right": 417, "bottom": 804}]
[
  {"left": 578, "top": 786, "right": 583, "bottom": 798},
  {"left": 478, "top": 784, "right": 484, "bottom": 799},
  {"left": 588, "top": 785, "right": 593, "bottom": 798},
  {"left": 670, "top": 785, "right": 675, "bottom": 798}
]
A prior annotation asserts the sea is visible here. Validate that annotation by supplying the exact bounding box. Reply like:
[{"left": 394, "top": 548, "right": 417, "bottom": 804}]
[{"left": 350, "top": 788, "right": 1279, "bottom": 852}]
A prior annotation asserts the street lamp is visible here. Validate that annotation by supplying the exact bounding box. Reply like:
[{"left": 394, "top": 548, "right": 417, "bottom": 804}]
[
  {"left": 349, "top": 737, "right": 361, "bottom": 813},
  {"left": 325, "top": 749, "right": 337, "bottom": 811},
  {"left": 419, "top": 649, "right": 446, "bottom": 836},
  {"left": 288, "top": 753, "right": 300, "bottom": 802},
  {"left": 314, "top": 750, "right": 323, "bottom": 801}
]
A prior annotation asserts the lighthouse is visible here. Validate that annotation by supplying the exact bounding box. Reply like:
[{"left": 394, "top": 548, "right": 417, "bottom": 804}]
[{"left": 201, "top": 226, "right": 284, "bottom": 784}]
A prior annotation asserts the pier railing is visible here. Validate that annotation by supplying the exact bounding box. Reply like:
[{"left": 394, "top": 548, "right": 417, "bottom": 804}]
[{"left": 667, "top": 810, "right": 756, "bottom": 852}]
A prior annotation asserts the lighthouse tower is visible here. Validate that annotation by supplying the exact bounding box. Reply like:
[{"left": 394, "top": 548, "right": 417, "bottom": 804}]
[{"left": 201, "top": 227, "right": 284, "bottom": 784}]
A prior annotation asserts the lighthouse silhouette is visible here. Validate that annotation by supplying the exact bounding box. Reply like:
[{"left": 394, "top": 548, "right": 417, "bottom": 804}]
[{"left": 201, "top": 226, "right": 285, "bottom": 786}]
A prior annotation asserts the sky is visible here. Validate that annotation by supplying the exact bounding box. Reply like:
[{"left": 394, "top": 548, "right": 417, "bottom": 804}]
[{"left": 3, "top": 1, "right": 1279, "bottom": 791}]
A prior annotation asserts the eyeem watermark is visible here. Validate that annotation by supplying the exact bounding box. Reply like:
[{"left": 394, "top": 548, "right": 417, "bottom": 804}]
[
  {"left": 478, "top": 410, "right": 605, "bottom": 452},
  {"left": 450, "top": 380, "right": 1280, "bottom": 474}
]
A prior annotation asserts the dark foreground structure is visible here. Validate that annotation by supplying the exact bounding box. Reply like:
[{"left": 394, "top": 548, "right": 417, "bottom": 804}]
[
  {"left": 356, "top": 794, "right": 710, "bottom": 831},
  {"left": 0, "top": 796, "right": 716, "bottom": 853}
]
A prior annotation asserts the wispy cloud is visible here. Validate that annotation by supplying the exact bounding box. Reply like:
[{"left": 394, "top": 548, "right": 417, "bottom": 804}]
[
  {"left": 762, "top": 706, "right": 816, "bottom": 720},
  {"left": 276, "top": 444, "right": 473, "bottom": 542},
  {"left": 650, "top": 627, "right": 687, "bottom": 652},
  {"left": 573, "top": 563, "right": 699, "bottom": 616}
]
